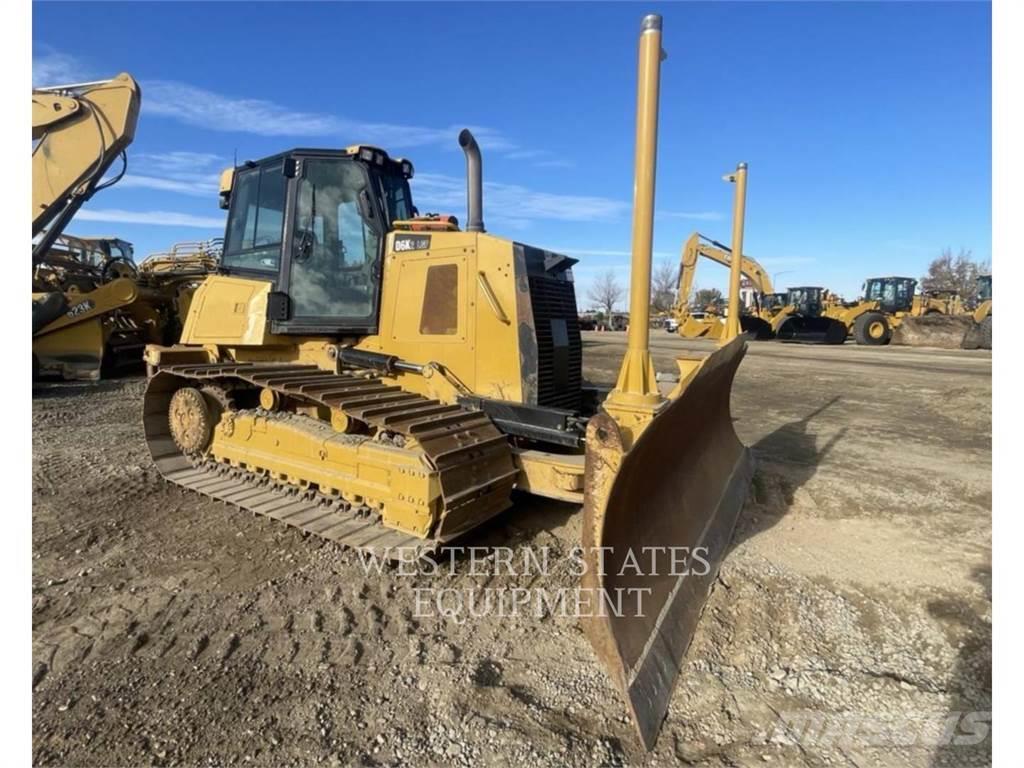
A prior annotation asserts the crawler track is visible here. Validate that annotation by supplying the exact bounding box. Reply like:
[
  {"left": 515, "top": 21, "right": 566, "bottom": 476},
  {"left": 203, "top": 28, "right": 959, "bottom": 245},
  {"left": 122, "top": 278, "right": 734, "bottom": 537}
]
[{"left": 143, "top": 362, "right": 518, "bottom": 553}]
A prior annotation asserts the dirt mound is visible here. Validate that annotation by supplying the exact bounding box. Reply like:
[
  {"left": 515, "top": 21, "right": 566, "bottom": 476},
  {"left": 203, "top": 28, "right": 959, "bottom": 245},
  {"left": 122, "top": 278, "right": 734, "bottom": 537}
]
[{"left": 891, "top": 315, "right": 973, "bottom": 349}]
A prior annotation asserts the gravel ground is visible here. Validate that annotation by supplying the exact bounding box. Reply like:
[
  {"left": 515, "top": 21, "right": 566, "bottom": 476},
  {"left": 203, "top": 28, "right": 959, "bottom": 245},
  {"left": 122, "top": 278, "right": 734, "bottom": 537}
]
[{"left": 32, "top": 334, "right": 991, "bottom": 767}]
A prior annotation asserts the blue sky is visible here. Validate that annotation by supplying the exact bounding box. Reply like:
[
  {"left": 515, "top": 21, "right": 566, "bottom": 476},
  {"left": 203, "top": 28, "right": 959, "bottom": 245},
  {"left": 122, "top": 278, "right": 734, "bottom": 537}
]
[{"left": 33, "top": 1, "right": 991, "bottom": 305}]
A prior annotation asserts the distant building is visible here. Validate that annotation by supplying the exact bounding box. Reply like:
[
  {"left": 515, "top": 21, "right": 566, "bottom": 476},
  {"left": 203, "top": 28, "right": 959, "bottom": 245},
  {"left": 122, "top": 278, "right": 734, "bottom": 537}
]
[{"left": 739, "top": 276, "right": 756, "bottom": 309}]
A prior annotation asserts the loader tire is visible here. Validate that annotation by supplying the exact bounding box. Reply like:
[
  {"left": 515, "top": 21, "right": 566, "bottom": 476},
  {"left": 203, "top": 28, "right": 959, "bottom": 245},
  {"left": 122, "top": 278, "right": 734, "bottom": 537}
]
[
  {"left": 853, "top": 312, "right": 891, "bottom": 346},
  {"left": 980, "top": 315, "right": 992, "bottom": 349}
]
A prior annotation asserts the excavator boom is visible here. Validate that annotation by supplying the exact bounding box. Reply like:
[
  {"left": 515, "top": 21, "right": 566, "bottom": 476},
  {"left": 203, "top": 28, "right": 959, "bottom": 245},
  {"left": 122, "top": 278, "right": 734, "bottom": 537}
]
[
  {"left": 32, "top": 73, "right": 141, "bottom": 262},
  {"left": 672, "top": 231, "right": 775, "bottom": 339}
]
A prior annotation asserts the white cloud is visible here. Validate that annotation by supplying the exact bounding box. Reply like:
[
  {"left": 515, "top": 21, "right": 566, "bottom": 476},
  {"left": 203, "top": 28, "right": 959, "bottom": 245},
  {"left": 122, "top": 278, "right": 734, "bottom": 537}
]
[
  {"left": 534, "top": 159, "right": 575, "bottom": 169},
  {"left": 75, "top": 208, "right": 225, "bottom": 228},
  {"left": 142, "top": 79, "right": 515, "bottom": 150},
  {"left": 503, "top": 149, "right": 547, "bottom": 161},
  {"left": 656, "top": 210, "right": 726, "bottom": 222},
  {"left": 414, "top": 172, "right": 628, "bottom": 223},
  {"left": 32, "top": 49, "right": 516, "bottom": 151},
  {"left": 117, "top": 174, "right": 218, "bottom": 197},
  {"left": 32, "top": 47, "right": 86, "bottom": 85},
  {"left": 757, "top": 255, "right": 818, "bottom": 267},
  {"left": 134, "top": 151, "right": 225, "bottom": 174},
  {"left": 547, "top": 248, "right": 675, "bottom": 260},
  {"left": 502, "top": 149, "right": 575, "bottom": 169},
  {"left": 414, "top": 173, "right": 721, "bottom": 228},
  {"left": 116, "top": 151, "right": 226, "bottom": 197}
]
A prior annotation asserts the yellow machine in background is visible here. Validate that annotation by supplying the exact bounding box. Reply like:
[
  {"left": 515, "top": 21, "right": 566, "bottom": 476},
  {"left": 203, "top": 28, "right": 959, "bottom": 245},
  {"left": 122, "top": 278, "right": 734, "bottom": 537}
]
[
  {"left": 671, "top": 231, "right": 775, "bottom": 340},
  {"left": 773, "top": 286, "right": 850, "bottom": 344},
  {"left": 33, "top": 235, "right": 138, "bottom": 294},
  {"left": 31, "top": 74, "right": 220, "bottom": 379},
  {"left": 141, "top": 15, "right": 752, "bottom": 749},
  {"left": 32, "top": 73, "right": 157, "bottom": 379},
  {"left": 963, "top": 274, "right": 992, "bottom": 349},
  {"left": 823, "top": 276, "right": 962, "bottom": 345},
  {"left": 974, "top": 274, "right": 992, "bottom": 348},
  {"left": 137, "top": 239, "right": 223, "bottom": 342}
]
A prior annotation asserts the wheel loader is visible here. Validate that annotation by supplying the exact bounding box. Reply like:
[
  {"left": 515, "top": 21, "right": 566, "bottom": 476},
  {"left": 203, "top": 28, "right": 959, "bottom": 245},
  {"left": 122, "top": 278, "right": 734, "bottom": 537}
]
[
  {"left": 31, "top": 73, "right": 209, "bottom": 379},
  {"left": 773, "top": 286, "right": 849, "bottom": 344},
  {"left": 972, "top": 274, "right": 992, "bottom": 349},
  {"left": 822, "top": 276, "right": 963, "bottom": 346},
  {"left": 142, "top": 15, "right": 754, "bottom": 749}
]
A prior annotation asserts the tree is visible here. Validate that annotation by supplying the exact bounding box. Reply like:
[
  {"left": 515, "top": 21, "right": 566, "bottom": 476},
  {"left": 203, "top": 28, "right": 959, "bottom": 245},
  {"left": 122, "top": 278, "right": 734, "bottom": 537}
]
[
  {"left": 651, "top": 260, "right": 677, "bottom": 312},
  {"left": 693, "top": 287, "right": 723, "bottom": 309},
  {"left": 921, "top": 248, "right": 990, "bottom": 298},
  {"left": 587, "top": 270, "right": 625, "bottom": 318}
]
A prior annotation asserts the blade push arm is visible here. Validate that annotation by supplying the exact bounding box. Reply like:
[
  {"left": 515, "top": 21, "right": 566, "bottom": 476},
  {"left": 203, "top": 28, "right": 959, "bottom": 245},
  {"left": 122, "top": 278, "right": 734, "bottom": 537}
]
[{"left": 32, "top": 73, "right": 141, "bottom": 262}]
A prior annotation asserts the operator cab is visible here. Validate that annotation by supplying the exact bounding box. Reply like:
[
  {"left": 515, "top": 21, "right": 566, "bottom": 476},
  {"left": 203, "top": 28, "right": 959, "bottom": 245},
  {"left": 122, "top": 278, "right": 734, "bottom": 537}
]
[
  {"left": 218, "top": 146, "right": 415, "bottom": 335},
  {"left": 762, "top": 292, "right": 788, "bottom": 312},
  {"left": 787, "top": 286, "right": 827, "bottom": 316},
  {"left": 977, "top": 274, "right": 992, "bottom": 303},
  {"left": 863, "top": 276, "right": 916, "bottom": 313}
]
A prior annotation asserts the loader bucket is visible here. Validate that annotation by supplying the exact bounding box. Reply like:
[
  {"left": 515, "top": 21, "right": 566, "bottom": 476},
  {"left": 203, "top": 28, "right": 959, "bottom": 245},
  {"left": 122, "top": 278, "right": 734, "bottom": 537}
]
[
  {"left": 739, "top": 315, "right": 773, "bottom": 340},
  {"left": 581, "top": 335, "right": 754, "bottom": 749}
]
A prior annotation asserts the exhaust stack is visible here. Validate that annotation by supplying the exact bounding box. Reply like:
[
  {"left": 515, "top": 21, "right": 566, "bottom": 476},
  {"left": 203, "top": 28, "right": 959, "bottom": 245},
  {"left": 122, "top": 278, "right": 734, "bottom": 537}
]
[{"left": 458, "top": 129, "right": 485, "bottom": 233}]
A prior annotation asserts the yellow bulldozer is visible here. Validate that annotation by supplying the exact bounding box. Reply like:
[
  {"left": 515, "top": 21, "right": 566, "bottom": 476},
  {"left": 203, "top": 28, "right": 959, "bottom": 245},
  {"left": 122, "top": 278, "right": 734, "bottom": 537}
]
[
  {"left": 32, "top": 73, "right": 217, "bottom": 379},
  {"left": 141, "top": 15, "right": 753, "bottom": 748}
]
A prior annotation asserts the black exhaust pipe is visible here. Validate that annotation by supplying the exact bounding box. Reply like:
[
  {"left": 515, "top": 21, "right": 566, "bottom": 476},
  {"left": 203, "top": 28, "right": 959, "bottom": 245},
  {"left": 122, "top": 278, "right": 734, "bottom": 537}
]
[{"left": 458, "top": 129, "right": 485, "bottom": 233}]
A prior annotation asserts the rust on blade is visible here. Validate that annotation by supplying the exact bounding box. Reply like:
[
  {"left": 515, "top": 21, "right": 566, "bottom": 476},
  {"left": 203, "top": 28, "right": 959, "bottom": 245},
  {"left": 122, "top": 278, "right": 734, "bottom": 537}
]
[{"left": 581, "top": 335, "right": 754, "bottom": 749}]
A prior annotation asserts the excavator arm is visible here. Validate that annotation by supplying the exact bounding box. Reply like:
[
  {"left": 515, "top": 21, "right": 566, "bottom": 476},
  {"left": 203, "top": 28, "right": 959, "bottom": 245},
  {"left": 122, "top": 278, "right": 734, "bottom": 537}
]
[
  {"left": 32, "top": 73, "right": 141, "bottom": 263},
  {"left": 671, "top": 231, "right": 774, "bottom": 320}
]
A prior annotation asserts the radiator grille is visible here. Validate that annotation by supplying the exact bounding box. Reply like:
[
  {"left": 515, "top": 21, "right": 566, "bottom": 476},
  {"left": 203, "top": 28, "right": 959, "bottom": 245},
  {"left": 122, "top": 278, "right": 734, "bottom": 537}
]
[{"left": 528, "top": 276, "right": 582, "bottom": 411}]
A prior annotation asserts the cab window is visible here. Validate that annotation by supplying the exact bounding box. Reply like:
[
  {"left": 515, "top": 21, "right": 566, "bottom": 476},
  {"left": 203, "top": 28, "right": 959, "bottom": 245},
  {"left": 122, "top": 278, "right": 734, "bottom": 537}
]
[
  {"left": 223, "top": 162, "right": 286, "bottom": 272},
  {"left": 379, "top": 173, "right": 414, "bottom": 223},
  {"left": 288, "top": 158, "right": 381, "bottom": 322}
]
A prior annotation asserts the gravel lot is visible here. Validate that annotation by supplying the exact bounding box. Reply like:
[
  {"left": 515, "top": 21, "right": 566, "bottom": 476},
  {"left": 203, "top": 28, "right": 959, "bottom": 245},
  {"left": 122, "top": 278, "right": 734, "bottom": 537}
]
[{"left": 32, "top": 334, "right": 991, "bottom": 767}]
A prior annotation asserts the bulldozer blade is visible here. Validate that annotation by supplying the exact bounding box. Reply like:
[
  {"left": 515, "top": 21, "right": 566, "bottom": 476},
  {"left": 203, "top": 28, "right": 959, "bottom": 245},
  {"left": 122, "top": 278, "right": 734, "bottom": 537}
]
[{"left": 581, "top": 335, "right": 753, "bottom": 749}]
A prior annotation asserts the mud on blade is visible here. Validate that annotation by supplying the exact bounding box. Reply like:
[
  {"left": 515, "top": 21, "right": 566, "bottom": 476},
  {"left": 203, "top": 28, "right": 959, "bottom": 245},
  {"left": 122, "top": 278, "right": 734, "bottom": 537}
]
[{"left": 581, "top": 336, "right": 754, "bottom": 749}]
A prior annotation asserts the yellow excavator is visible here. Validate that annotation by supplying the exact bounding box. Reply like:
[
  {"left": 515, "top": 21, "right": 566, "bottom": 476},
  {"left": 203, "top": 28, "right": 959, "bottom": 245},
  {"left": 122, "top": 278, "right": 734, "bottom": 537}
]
[
  {"left": 31, "top": 73, "right": 197, "bottom": 379},
  {"left": 671, "top": 232, "right": 775, "bottom": 340},
  {"left": 141, "top": 15, "right": 752, "bottom": 749}
]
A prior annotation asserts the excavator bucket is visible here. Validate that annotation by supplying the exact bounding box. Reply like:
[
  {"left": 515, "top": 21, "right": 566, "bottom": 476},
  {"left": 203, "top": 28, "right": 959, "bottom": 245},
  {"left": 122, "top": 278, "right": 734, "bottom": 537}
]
[{"left": 581, "top": 335, "right": 753, "bottom": 748}]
